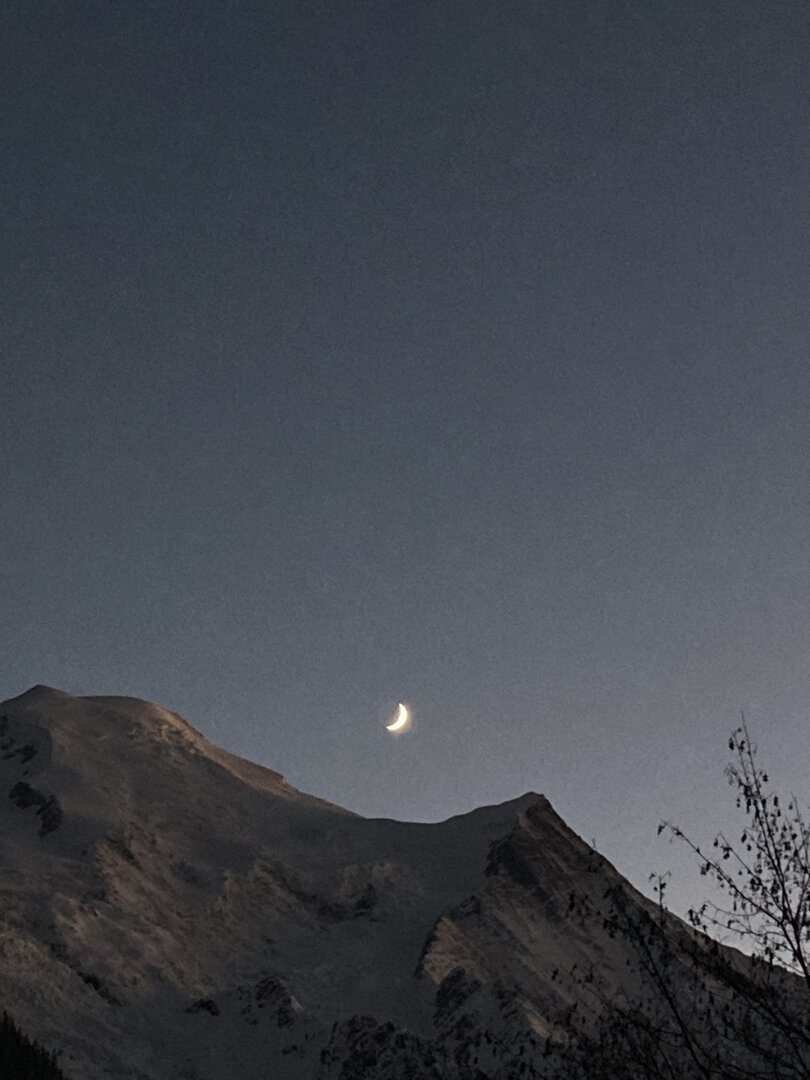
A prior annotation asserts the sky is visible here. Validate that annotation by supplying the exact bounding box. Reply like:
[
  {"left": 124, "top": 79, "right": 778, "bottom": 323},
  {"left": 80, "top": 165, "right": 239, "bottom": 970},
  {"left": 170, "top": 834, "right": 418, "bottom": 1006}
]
[{"left": 3, "top": 0, "right": 810, "bottom": 911}]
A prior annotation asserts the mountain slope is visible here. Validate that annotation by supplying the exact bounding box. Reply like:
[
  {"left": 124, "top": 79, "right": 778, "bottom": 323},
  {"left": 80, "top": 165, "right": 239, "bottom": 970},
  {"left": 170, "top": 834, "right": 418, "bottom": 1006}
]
[{"left": 0, "top": 686, "right": 737, "bottom": 1078}]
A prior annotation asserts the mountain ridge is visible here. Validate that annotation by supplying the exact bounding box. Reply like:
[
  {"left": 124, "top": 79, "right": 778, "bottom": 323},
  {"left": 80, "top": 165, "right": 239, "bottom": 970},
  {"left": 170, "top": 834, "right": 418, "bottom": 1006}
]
[{"left": 0, "top": 684, "right": 735, "bottom": 1078}]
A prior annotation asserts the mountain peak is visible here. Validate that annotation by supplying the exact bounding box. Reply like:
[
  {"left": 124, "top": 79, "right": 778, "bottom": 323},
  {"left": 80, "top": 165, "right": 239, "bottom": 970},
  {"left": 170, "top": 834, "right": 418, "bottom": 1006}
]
[
  {"left": 0, "top": 686, "right": 718, "bottom": 1080},
  {"left": 10, "top": 684, "right": 77, "bottom": 705}
]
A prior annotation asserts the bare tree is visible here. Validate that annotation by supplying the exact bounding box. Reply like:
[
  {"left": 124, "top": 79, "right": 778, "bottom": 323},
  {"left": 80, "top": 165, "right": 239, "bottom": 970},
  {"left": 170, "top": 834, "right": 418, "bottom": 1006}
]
[
  {"left": 668, "top": 723, "right": 810, "bottom": 982},
  {"left": 559, "top": 723, "right": 810, "bottom": 1080}
]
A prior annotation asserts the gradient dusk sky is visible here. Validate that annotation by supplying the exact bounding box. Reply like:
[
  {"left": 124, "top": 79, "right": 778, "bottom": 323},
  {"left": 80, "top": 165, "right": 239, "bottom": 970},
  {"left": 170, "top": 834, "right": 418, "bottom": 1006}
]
[{"left": 4, "top": 1, "right": 810, "bottom": 908}]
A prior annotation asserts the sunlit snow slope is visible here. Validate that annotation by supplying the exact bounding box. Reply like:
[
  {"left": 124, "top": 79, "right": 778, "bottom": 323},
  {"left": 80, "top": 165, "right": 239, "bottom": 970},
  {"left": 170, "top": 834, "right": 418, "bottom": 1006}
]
[{"left": 0, "top": 685, "right": 684, "bottom": 1079}]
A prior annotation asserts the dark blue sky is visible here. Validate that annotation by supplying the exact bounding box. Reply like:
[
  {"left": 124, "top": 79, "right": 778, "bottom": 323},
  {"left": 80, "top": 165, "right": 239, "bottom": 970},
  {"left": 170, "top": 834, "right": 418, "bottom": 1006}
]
[{"left": 4, "top": 1, "right": 810, "bottom": 904}]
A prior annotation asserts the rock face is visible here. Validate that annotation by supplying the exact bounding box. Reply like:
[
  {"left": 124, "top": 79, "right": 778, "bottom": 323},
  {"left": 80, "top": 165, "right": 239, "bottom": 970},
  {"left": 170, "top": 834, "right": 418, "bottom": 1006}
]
[{"left": 0, "top": 686, "right": 734, "bottom": 1078}]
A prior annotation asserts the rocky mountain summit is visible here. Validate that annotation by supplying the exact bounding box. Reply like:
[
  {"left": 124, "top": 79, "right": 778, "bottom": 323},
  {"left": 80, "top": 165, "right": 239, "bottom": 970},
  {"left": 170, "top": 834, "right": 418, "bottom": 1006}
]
[{"left": 0, "top": 686, "right": 745, "bottom": 1078}]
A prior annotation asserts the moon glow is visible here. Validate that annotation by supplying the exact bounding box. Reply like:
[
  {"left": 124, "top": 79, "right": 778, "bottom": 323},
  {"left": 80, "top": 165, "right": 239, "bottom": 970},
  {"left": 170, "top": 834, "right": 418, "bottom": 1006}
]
[{"left": 386, "top": 702, "right": 411, "bottom": 733}]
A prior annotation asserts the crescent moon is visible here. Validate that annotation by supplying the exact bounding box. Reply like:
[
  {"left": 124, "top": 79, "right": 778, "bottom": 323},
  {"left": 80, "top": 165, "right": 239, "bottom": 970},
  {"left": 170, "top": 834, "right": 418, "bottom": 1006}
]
[{"left": 386, "top": 703, "right": 410, "bottom": 732}]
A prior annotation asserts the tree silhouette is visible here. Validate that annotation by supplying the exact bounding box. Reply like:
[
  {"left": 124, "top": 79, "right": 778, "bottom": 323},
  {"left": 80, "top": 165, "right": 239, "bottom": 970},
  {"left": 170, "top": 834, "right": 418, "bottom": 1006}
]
[
  {"left": 560, "top": 724, "right": 810, "bottom": 1079},
  {"left": 0, "top": 1011, "right": 66, "bottom": 1079}
]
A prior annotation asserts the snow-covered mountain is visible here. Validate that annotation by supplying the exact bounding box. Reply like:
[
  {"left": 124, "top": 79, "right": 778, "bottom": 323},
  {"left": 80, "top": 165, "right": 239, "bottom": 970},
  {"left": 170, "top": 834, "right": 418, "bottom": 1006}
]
[{"left": 0, "top": 686, "right": 715, "bottom": 1078}]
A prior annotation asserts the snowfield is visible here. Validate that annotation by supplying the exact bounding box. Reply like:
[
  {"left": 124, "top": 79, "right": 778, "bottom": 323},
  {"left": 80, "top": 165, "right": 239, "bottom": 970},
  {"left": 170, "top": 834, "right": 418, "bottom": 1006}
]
[{"left": 0, "top": 685, "right": 715, "bottom": 1079}]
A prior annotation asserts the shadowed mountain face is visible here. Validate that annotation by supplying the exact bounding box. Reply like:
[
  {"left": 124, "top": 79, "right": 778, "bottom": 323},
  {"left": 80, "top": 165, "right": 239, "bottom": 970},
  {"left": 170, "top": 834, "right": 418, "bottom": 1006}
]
[{"left": 0, "top": 687, "right": 749, "bottom": 1078}]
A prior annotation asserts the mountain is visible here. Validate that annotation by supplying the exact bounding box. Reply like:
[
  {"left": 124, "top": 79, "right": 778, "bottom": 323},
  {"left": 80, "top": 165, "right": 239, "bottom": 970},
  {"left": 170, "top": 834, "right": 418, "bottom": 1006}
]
[{"left": 0, "top": 686, "right": 748, "bottom": 1078}]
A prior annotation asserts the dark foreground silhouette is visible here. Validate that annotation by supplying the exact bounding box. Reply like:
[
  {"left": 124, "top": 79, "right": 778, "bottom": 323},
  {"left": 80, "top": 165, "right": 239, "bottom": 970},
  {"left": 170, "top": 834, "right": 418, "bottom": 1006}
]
[{"left": 0, "top": 1012, "right": 65, "bottom": 1080}]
